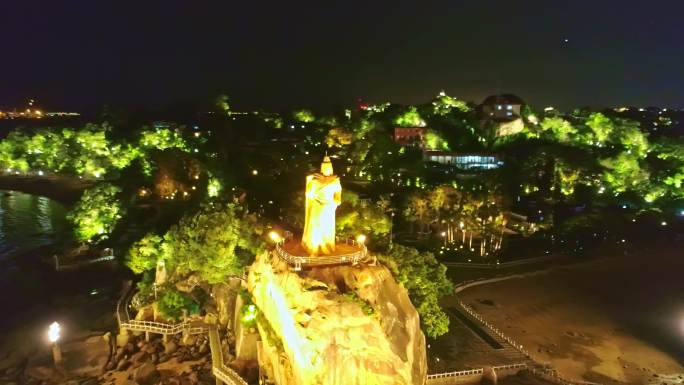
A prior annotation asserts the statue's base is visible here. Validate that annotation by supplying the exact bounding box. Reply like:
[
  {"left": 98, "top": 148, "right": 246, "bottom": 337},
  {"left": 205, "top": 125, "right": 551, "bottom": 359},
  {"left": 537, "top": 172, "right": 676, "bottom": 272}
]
[
  {"left": 274, "top": 239, "right": 368, "bottom": 270},
  {"left": 281, "top": 239, "right": 360, "bottom": 257}
]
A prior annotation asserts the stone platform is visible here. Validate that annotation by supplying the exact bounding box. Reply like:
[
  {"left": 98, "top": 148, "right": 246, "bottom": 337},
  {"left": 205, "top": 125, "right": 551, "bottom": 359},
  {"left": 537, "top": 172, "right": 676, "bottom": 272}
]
[{"left": 274, "top": 238, "right": 369, "bottom": 270}]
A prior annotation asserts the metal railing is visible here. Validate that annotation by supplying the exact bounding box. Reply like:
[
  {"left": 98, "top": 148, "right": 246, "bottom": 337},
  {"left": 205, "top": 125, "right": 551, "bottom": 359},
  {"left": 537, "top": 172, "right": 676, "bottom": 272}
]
[
  {"left": 208, "top": 326, "right": 249, "bottom": 385},
  {"left": 274, "top": 237, "right": 369, "bottom": 270},
  {"left": 116, "top": 282, "right": 247, "bottom": 385},
  {"left": 426, "top": 368, "right": 484, "bottom": 380},
  {"left": 54, "top": 248, "right": 116, "bottom": 271},
  {"left": 116, "top": 282, "right": 206, "bottom": 335},
  {"left": 459, "top": 301, "right": 532, "bottom": 358},
  {"left": 453, "top": 280, "right": 603, "bottom": 385}
]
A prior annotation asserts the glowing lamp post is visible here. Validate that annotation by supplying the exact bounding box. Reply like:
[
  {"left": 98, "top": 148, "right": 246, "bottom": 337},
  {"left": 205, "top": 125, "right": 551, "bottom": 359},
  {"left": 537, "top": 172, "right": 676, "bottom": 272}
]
[
  {"left": 269, "top": 231, "right": 282, "bottom": 244},
  {"left": 47, "top": 322, "right": 62, "bottom": 366},
  {"left": 441, "top": 231, "right": 447, "bottom": 247},
  {"left": 356, "top": 234, "right": 366, "bottom": 246}
]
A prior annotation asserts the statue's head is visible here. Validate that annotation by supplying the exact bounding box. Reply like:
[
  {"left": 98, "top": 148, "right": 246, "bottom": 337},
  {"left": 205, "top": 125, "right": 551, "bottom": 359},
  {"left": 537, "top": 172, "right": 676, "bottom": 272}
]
[{"left": 321, "top": 156, "right": 334, "bottom": 176}]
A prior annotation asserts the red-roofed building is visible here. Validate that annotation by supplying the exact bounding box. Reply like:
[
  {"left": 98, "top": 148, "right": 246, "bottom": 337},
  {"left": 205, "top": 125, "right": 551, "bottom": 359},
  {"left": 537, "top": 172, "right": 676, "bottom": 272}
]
[{"left": 393, "top": 127, "right": 426, "bottom": 147}]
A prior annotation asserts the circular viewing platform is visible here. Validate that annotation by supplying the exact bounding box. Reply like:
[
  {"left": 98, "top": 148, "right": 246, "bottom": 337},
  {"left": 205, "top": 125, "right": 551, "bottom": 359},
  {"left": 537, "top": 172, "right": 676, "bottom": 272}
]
[{"left": 274, "top": 238, "right": 369, "bottom": 271}]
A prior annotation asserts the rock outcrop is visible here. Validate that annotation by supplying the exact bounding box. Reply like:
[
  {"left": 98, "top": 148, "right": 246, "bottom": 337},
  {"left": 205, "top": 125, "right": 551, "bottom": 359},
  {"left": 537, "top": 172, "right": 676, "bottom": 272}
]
[{"left": 246, "top": 252, "right": 427, "bottom": 385}]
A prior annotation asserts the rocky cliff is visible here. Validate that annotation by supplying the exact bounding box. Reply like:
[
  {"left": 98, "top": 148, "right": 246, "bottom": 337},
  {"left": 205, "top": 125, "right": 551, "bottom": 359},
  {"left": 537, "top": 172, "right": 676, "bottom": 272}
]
[{"left": 246, "top": 251, "right": 427, "bottom": 385}]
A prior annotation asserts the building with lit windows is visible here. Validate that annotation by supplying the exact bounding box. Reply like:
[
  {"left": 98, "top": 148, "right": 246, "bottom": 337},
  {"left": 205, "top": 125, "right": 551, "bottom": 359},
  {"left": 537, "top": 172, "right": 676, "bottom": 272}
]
[
  {"left": 393, "top": 127, "right": 426, "bottom": 147},
  {"left": 480, "top": 94, "right": 524, "bottom": 121},
  {"left": 423, "top": 150, "right": 503, "bottom": 170}
]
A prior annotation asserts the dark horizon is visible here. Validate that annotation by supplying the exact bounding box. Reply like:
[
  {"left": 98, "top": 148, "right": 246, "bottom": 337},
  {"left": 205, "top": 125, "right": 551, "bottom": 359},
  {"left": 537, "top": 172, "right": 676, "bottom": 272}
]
[{"left": 2, "top": 1, "right": 684, "bottom": 112}]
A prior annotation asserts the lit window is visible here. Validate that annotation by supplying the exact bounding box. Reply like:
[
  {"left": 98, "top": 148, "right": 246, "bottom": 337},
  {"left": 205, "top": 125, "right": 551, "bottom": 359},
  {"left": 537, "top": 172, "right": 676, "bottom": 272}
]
[
  {"left": 506, "top": 105, "right": 513, "bottom": 110},
  {"left": 506, "top": 111, "right": 512, "bottom": 116},
  {"left": 496, "top": 105, "right": 502, "bottom": 110}
]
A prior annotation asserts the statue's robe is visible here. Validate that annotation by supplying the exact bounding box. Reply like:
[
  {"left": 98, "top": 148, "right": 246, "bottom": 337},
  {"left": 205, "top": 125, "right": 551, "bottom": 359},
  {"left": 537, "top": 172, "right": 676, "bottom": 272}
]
[{"left": 301, "top": 173, "right": 341, "bottom": 255}]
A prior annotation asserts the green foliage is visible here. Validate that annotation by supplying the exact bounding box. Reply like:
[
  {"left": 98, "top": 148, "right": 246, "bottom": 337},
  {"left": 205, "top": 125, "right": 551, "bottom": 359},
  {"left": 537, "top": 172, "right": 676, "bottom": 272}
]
[
  {"left": 424, "top": 129, "right": 449, "bottom": 150},
  {"left": 293, "top": 109, "right": 315, "bottom": 123},
  {"left": 431, "top": 92, "right": 470, "bottom": 115},
  {"left": 207, "top": 177, "right": 222, "bottom": 197},
  {"left": 585, "top": 112, "right": 614, "bottom": 144},
  {"left": 0, "top": 124, "right": 189, "bottom": 178},
  {"left": 215, "top": 94, "right": 231, "bottom": 115},
  {"left": 139, "top": 127, "right": 189, "bottom": 152},
  {"left": 615, "top": 120, "right": 649, "bottom": 158},
  {"left": 157, "top": 289, "right": 199, "bottom": 321},
  {"left": 599, "top": 153, "right": 649, "bottom": 194},
  {"left": 342, "top": 292, "right": 375, "bottom": 317},
  {"left": 378, "top": 244, "right": 453, "bottom": 338},
  {"left": 126, "top": 233, "right": 164, "bottom": 274},
  {"left": 539, "top": 117, "right": 576, "bottom": 143},
  {"left": 394, "top": 106, "right": 426, "bottom": 127},
  {"left": 162, "top": 202, "right": 266, "bottom": 284},
  {"left": 67, "top": 183, "right": 124, "bottom": 242},
  {"left": 131, "top": 273, "right": 155, "bottom": 309},
  {"left": 335, "top": 191, "right": 391, "bottom": 241}
]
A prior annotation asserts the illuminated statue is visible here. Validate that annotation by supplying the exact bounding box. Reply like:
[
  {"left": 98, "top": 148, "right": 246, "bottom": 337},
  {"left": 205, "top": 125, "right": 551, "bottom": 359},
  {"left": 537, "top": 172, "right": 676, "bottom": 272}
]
[{"left": 302, "top": 156, "right": 342, "bottom": 255}]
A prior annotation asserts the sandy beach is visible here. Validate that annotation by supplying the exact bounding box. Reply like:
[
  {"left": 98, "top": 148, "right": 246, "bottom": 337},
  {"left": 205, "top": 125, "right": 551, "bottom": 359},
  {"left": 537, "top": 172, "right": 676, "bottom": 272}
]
[{"left": 453, "top": 242, "right": 684, "bottom": 384}]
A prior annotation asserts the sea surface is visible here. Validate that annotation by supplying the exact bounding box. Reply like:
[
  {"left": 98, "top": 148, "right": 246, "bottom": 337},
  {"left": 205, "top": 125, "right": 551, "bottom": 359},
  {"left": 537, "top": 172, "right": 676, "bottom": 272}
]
[
  {"left": 0, "top": 189, "right": 122, "bottom": 335},
  {"left": 0, "top": 189, "right": 69, "bottom": 259}
]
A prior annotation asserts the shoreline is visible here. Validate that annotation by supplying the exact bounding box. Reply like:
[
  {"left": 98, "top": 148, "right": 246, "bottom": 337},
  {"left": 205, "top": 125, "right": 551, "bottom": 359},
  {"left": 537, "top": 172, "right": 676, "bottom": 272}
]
[{"left": 0, "top": 175, "right": 94, "bottom": 205}]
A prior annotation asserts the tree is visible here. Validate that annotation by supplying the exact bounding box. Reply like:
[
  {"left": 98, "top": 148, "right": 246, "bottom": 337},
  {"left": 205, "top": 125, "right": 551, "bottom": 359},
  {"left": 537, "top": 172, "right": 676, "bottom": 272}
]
[
  {"left": 162, "top": 202, "right": 265, "bottom": 284},
  {"left": 539, "top": 117, "right": 576, "bottom": 143},
  {"left": 424, "top": 129, "right": 449, "bottom": 150},
  {"left": 585, "top": 112, "right": 614, "bottom": 144},
  {"left": 157, "top": 289, "right": 199, "bottom": 321},
  {"left": 431, "top": 92, "right": 470, "bottom": 115},
  {"left": 293, "top": 109, "right": 315, "bottom": 123},
  {"left": 126, "top": 233, "right": 164, "bottom": 274},
  {"left": 599, "top": 153, "right": 649, "bottom": 194},
  {"left": 67, "top": 183, "right": 125, "bottom": 242},
  {"left": 394, "top": 106, "right": 426, "bottom": 127},
  {"left": 335, "top": 191, "right": 391, "bottom": 241},
  {"left": 325, "top": 128, "right": 353, "bottom": 148},
  {"left": 377, "top": 244, "right": 453, "bottom": 338}
]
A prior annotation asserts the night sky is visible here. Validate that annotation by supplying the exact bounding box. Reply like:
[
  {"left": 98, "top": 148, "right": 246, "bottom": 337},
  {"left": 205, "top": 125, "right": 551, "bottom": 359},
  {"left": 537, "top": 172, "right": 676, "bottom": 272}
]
[{"left": 2, "top": 1, "right": 683, "bottom": 112}]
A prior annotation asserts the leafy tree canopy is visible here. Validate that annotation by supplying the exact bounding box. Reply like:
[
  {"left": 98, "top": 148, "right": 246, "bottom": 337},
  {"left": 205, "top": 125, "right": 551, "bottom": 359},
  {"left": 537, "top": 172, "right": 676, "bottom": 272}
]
[
  {"left": 67, "top": 183, "right": 125, "bottom": 242},
  {"left": 378, "top": 244, "right": 453, "bottom": 338}
]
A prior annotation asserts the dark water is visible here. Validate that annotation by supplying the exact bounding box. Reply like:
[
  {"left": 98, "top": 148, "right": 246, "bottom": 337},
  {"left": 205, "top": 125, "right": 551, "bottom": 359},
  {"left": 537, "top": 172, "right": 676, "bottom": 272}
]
[
  {"left": 0, "top": 190, "right": 123, "bottom": 336},
  {"left": 0, "top": 190, "right": 69, "bottom": 258}
]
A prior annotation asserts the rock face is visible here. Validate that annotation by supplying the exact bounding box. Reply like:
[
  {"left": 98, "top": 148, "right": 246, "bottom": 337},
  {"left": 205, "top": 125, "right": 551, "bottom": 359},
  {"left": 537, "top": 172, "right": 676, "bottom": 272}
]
[{"left": 247, "top": 252, "right": 427, "bottom": 385}]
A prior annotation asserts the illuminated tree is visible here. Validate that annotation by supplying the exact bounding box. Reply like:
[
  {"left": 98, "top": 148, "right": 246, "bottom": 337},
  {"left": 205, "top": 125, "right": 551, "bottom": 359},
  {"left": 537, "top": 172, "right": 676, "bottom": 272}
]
[
  {"left": 335, "top": 191, "right": 391, "bottom": 241},
  {"left": 126, "top": 233, "right": 164, "bottom": 274},
  {"left": 157, "top": 289, "right": 199, "bottom": 321},
  {"left": 215, "top": 94, "right": 231, "bottom": 115},
  {"left": 599, "top": 153, "right": 649, "bottom": 194},
  {"left": 377, "top": 244, "right": 452, "bottom": 338},
  {"left": 293, "top": 109, "right": 315, "bottom": 123},
  {"left": 539, "top": 117, "right": 576, "bottom": 143},
  {"left": 585, "top": 112, "right": 614, "bottom": 144},
  {"left": 207, "top": 177, "right": 223, "bottom": 197},
  {"left": 67, "top": 183, "right": 125, "bottom": 242},
  {"left": 424, "top": 129, "right": 449, "bottom": 150},
  {"left": 394, "top": 106, "right": 426, "bottom": 127},
  {"left": 139, "top": 127, "right": 189, "bottom": 152},
  {"left": 431, "top": 92, "right": 470, "bottom": 115},
  {"left": 615, "top": 120, "right": 649, "bottom": 158},
  {"left": 325, "top": 127, "right": 353, "bottom": 148},
  {"left": 163, "top": 202, "right": 265, "bottom": 284}
]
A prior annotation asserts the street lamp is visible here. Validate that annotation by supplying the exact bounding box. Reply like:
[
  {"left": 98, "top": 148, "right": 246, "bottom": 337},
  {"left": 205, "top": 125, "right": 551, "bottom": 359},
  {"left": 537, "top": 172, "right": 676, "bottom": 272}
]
[
  {"left": 441, "top": 231, "right": 447, "bottom": 247},
  {"left": 47, "top": 322, "right": 62, "bottom": 366},
  {"left": 269, "top": 231, "right": 282, "bottom": 243},
  {"left": 356, "top": 234, "right": 366, "bottom": 246}
]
